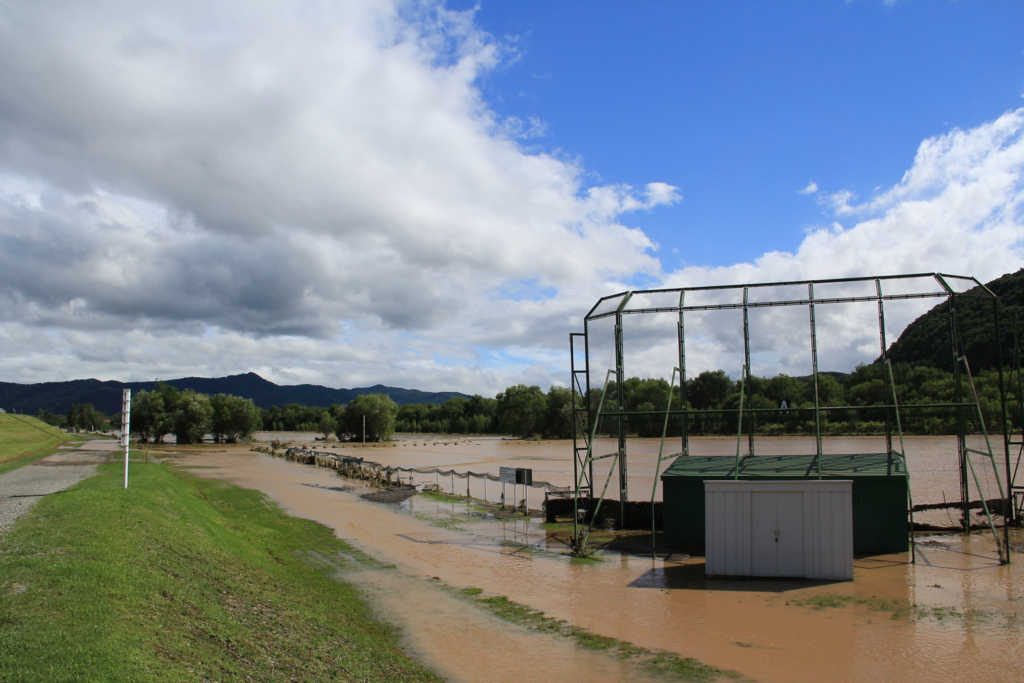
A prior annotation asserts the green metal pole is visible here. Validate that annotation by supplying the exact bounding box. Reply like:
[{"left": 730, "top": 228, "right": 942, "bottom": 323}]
[
  {"left": 734, "top": 365, "right": 747, "bottom": 480},
  {"left": 950, "top": 295, "right": 970, "bottom": 532},
  {"left": 652, "top": 367, "right": 680, "bottom": 558},
  {"left": 809, "top": 283, "right": 822, "bottom": 478},
  {"left": 678, "top": 290, "right": 688, "bottom": 457},
  {"left": 995, "top": 299, "right": 1011, "bottom": 561},
  {"left": 742, "top": 287, "right": 754, "bottom": 457}
]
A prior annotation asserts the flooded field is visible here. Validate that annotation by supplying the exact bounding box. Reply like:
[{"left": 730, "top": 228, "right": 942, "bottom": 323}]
[
  {"left": 160, "top": 436, "right": 1024, "bottom": 683},
  {"left": 257, "top": 432, "right": 1008, "bottom": 529}
]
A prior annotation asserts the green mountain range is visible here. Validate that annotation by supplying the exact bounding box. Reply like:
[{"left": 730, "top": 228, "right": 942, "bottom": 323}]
[{"left": 0, "top": 372, "right": 470, "bottom": 416}]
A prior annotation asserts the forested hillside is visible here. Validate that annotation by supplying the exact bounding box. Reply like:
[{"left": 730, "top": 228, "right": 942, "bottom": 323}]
[
  {"left": 886, "top": 269, "right": 1024, "bottom": 372},
  {"left": 0, "top": 372, "right": 469, "bottom": 416}
]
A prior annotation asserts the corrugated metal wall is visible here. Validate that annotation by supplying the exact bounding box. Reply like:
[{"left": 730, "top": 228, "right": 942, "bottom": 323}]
[
  {"left": 704, "top": 481, "right": 853, "bottom": 580},
  {"left": 664, "top": 476, "right": 907, "bottom": 554},
  {"left": 802, "top": 486, "right": 854, "bottom": 580},
  {"left": 704, "top": 488, "right": 752, "bottom": 575}
]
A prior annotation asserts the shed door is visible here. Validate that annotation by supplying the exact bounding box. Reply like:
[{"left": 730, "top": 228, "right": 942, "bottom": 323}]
[{"left": 751, "top": 492, "right": 804, "bottom": 577}]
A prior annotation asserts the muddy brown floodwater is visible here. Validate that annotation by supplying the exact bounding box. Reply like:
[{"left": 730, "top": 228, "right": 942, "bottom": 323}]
[{"left": 165, "top": 438, "right": 1024, "bottom": 683}]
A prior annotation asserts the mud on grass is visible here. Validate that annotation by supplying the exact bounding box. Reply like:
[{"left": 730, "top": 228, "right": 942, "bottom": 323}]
[
  {"left": 0, "top": 458, "right": 440, "bottom": 683},
  {"left": 453, "top": 587, "right": 746, "bottom": 682},
  {"left": 417, "top": 489, "right": 535, "bottom": 519},
  {"left": 789, "top": 592, "right": 1015, "bottom": 625}
]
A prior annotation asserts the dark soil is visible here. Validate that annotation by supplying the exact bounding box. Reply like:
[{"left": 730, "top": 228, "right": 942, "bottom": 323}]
[
  {"left": 301, "top": 483, "right": 352, "bottom": 492},
  {"left": 361, "top": 488, "right": 418, "bottom": 504}
]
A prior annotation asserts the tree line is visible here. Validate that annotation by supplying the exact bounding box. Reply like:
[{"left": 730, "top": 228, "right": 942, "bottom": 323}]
[
  {"left": 591, "top": 363, "right": 1010, "bottom": 438},
  {"left": 30, "top": 362, "right": 1016, "bottom": 442},
  {"left": 32, "top": 404, "right": 112, "bottom": 432},
  {"left": 129, "top": 383, "right": 263, "bottom": 444},
  {"left": 394, "top": 385, "right": 581, "bottom": 439},
  {"left": 260, "top": 394, "right": 399, "bottom": 442},
  {"left": 260, "top": 386, "right": 579, "bottom": 441}
]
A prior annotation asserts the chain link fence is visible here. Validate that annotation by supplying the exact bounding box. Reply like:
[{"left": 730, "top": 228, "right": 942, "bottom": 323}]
[{"left": 575, "top": 274, "right": 1011, "bottom": 533}]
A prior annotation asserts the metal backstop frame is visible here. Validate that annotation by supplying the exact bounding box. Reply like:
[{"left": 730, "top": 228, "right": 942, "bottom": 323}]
[{"left": 569, "top": 273, "right": 1012, "bottom": 562}]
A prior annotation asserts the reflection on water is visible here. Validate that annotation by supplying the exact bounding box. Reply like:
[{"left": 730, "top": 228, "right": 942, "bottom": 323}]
[{"left": 163, "top": 443, "right": 1024, "bottom": 683}]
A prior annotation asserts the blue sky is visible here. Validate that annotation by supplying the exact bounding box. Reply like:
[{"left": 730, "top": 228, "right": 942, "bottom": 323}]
[
  {"left": 0, "top": 0, "right": 1023, "bottom": 394},
  {"left": 461, "top": 1, "right": 1024, "bottom": 269}
]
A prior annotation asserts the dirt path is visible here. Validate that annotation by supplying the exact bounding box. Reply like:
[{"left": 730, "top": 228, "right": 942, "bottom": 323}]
[{"left": 0, "top": 438, "right": 119, "bottom": 534}]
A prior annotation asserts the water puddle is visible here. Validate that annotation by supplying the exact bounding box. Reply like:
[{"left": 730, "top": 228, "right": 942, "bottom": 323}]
[{"left": 160, "top": 444, "right": 1024, "bottom": 683}]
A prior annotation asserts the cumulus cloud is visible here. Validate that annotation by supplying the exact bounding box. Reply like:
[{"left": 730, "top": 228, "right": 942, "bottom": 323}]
[
  {"left": 670, "top": 108, "right": 1024, "bottom": 289},
  {"left": 798, "top": 181, "right": 818, "bottom": 194},
  {"left": 0, "top": 0, "right": 680, "bottom": 392},
  {"left": 0, "top": 1, "right": 1021, "bottom": 395},
  {"left": 648, "top": 109, "right": 1024, "bottom": 379}
]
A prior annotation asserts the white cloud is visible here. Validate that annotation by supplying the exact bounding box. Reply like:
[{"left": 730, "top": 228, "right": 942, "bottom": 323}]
[
  {"left": 0, "top": 0, "right": 679, "bottom": 393},
  {"left": 651, "top": 108, "right": 1024, "bottom": 378},
  {"left": 0, "top": 1, "right": 1021, "bottom": 396},
  {"left": 798, "top": 180, "right": 818, "bottom": 194},
  {"left": 670, "top": 109, "right": 1024, "bottom": 290}
]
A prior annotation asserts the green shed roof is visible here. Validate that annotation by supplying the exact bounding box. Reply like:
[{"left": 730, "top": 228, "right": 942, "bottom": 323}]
[{"left": 661, "top": 451, "right": 906, "bottom": 479}]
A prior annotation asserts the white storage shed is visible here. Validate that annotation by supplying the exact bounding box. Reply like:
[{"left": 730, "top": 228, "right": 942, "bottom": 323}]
[{"left": 704, "top": 480, "right": 854, "bottom": 581}]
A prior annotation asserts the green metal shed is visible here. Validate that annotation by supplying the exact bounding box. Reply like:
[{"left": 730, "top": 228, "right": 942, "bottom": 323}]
[{"left": 661, "top": 452, "right": 909, "bottom": 554}]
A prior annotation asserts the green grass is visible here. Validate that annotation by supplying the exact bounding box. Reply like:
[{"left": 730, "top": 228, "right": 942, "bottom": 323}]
[
  {"left": 791, "top": 593, "right": 1019, "bottom": 627},
  {"left": 793, "top": 593, "right": 909, "bottom": 618},
  {"left": 413, "top": 512, "right": 467, "bottom": 531},
  {"left": 0, "top": 414, "right": 80, "bottom": 476},
  {"left": 456, "top": 589, "right": 743, "bottom": 681},
  {"left": 416, "top": 490, "right": 457, "bottom": 504},
  {"left": 0, "top": 457, "right": 441, "bottom": 683}
]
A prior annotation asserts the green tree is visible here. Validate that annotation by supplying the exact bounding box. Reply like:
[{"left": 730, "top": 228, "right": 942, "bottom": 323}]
[
  {"left": 210, "top": 394, "right": 263, "bottom": 442},
  {"left": 173, "top": 390, "right": 214, "bottom": 445},
  {"left": 543, "top": 386, "right": 580, "bottom": 439},
  {"left": 34, "top": 409, "right": 61, "bottom": 427},
  {"left": 763, "top": 373, "right": 805, "bottom": 407},
  {"left": 439, "top": 397, "right": 469, "bottom": 433},
  {"left": 262, "top": 403, "right": 328, "bottom": 431},
  {"left": 66, "top": 403, "right": 104, "bottom": 432},
  {"left": 622, "top": 377, "right": 678, "bottom": 437},
  {"left": 343, "top": 393, "right": 398, "bottom": 442},
  {"left": 131, "top": 390, "right": 169, "bottom": 443},
  {"left": 496, "top": 384, "right": 547, "bottom": 438},
  {"left": 813, "top": 374, "right": 845, "bottom": 407},
  {"left": 395, "top": 403, "right": 429, "bottom": 432},
  {"left": 317, "top": 411, "right": 338, "bottom": 439},
  {"left": 687, "top": 370, "right": 734, "bottom": 411}
]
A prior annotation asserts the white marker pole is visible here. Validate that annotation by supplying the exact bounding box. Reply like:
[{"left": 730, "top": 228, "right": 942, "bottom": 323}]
[{"left": 122, "top": 389, "right": 131, "bottom": 488}]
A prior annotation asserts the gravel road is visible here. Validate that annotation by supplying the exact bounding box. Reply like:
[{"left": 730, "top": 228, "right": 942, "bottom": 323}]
[{"left": 0, "top": 438, "right": 120, "bottom": 535}]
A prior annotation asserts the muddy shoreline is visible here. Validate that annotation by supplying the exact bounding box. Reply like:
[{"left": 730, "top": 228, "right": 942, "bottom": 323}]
[{"left": 156, "top": 441, "right": 1024, "bottom": 683}]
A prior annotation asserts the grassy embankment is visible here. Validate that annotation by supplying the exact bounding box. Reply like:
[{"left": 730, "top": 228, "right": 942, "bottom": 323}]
[
  {"left": 0, "top": 413, "right": 80, "bottom": 476},
  {"left": 0, "top": 457, "right": 442, "bottom": 683}
]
